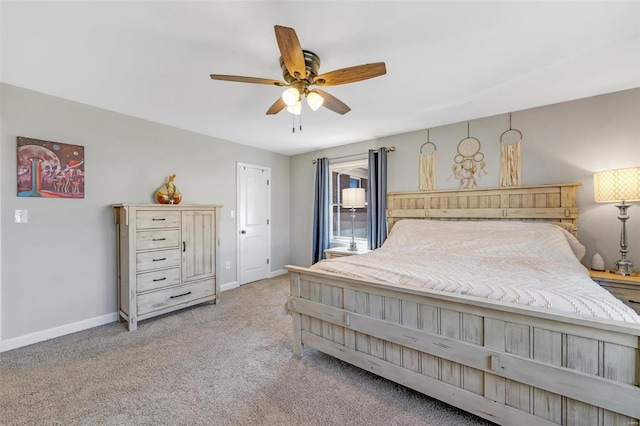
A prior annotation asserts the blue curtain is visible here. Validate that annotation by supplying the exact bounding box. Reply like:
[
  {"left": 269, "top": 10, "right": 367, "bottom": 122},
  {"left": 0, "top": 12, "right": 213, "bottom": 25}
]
[
  {"left": 312, "top": 157, "right": 331, "bottom": 263},
  {"left": 367, "top": 148, "right": 388, "bottom": 249}
]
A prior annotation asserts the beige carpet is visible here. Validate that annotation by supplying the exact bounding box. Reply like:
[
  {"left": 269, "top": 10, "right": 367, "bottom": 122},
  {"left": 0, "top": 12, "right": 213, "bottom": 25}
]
[{"left": 1, "top": 274, "right": 492, "bottom": 425}]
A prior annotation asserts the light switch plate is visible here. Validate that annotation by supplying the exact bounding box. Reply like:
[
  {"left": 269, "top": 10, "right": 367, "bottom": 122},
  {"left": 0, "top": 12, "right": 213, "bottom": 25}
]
[{"left": 14, "top": 209, "right": 28, "bottom": 223}]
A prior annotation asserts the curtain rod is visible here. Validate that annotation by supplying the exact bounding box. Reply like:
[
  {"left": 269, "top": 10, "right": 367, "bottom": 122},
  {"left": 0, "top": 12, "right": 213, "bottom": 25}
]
[{"left": 312, "top": 146, "right": 395, "bottom": 164}]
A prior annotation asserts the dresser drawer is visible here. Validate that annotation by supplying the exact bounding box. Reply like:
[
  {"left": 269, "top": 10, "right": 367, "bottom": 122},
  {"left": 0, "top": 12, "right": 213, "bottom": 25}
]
[
  {"left": 136, "top": 210, "right": 180, "bottom": 229},
  {"left": 137, "top": 279, "right": 215, "bottom": 315},
  {"left": 136, "top": 229, "right": 180, "bottom": 251},
  {"left": 136, "top": 248, "right": 181, "bottom": 272},
  {"left": 137, "top": 267, "right": 181, "bottom": 293},
  {"left": 601, "top": 284, "right": 640, "bottom": 315}
]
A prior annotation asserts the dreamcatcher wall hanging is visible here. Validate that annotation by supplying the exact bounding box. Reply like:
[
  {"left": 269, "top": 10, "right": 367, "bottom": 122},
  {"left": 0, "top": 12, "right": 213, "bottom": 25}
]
[
  {"left": 450, "top": 122, "right": 487, "bottom": 188},
  {"left": 419, "top": 129, "right": 437, "bottom": 191},
  {"left": 498, "top": 113, "right": 522, "bottom": 187}
]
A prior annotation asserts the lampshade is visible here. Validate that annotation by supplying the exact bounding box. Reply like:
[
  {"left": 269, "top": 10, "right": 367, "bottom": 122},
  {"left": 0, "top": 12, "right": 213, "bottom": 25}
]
[
  {"left": 594, "top": 167, "right": 640, "bottom": 203},
  {"left": 286, "top": 100, "right": 302, "bottom": 115},
  {"left": 282, "top": 87, "right": 300, "bottom": 106},
  {"left": 342, "top": 188, "right": 366, "bottom": 208},
  {"left": 306, "top": 90, "right": 324, "bottom": 111}
]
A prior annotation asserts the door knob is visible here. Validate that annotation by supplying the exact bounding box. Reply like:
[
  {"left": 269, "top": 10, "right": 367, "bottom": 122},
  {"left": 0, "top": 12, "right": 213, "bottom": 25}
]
[{"left": 241, "top": 230, "right": 246, "bottom": 234}]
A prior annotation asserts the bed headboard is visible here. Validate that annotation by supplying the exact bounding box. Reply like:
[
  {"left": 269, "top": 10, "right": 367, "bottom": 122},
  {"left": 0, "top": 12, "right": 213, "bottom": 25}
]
[{"left": 387, "top": 183, "right": 581, "bottom": 234}]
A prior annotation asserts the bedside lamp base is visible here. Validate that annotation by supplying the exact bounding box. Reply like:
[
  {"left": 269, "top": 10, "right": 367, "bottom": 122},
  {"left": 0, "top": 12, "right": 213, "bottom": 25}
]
[
  {"left": 613, "top": 259, "right": 634, "bottom": 277},
  {"left": 613, "top": 201, "right": 633, "bottom": 277}
]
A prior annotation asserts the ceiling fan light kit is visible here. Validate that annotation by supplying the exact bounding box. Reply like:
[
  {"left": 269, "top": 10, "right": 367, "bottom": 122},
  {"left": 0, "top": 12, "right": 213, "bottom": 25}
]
[
  {"left": 282, "top": 87, "right": 300, "bottom": 106},
  {"left": 306, "top": 91, "right": 324, "bottom": 111},
  {"left": 286, "top": 100, "right": 302, "bottom": 115},
  {"left": 210, "top": 25, "right": 387, "bottom": 121}
]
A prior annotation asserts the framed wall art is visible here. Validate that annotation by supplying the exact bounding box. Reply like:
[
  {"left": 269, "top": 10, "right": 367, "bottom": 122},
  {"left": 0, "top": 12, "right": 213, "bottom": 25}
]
[{"left": 17, "top": 136, "right": 85, "bottom": 198}]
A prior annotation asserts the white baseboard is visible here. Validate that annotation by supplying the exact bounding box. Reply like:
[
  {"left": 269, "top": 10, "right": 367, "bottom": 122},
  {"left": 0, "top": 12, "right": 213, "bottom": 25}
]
[
  {"left": 220, "top": 281, "right": 239, "bottom": 292},
  {"left": 221, "top": 270, "right": 286, "bottom": 292},
  {"left": 1, "top": 272, "right": 289, "bottom": 352},
  {"left": 0, "top": 312, "right": 118, "bottom": 353},
  {"left": 269, "top": 269, "right": 288, "bottom": 278}
]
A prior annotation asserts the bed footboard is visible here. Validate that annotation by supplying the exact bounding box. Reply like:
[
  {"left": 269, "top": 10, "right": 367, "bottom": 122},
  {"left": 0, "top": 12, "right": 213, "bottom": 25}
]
[{"left": 287, "top": 267, "right": 640, "bottom": 426}]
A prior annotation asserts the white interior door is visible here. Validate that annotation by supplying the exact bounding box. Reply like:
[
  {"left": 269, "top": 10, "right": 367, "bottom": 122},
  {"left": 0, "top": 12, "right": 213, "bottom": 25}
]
[{"left": 238, "top": 163, "right": 270, "bottom": 285}]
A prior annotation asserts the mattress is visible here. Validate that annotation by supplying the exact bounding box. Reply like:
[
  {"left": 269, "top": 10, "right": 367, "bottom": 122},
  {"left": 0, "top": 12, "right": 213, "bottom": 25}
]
[{"left": 311, "top": 220, "right": 640, "bottom": 324}]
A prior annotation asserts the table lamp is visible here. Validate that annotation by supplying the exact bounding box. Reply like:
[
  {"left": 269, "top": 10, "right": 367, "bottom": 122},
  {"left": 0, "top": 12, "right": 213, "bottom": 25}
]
[
  {"left": 593, "top": 166, "right": 640, "bottom": 276},
  {"left": 342, "top": 188, "right": 366, "bottom": 251}
]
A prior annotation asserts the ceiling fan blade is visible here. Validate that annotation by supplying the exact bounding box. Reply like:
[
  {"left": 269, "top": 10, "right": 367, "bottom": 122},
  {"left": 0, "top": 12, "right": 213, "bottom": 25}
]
[
  {"left": 314, "top": 89, "right": 351, "bottom": 115},
  {"left": 210, "top": 74, "right": 287, "bottom": 86},
  {"left": 314, "top": 62, "right": 387, "bottom": 87},
  {"left": 274, "top": 25, "right": 306, "bottom": 79},
  {"left": 266, "top": 97, "right": 286, "bottom": 115}
]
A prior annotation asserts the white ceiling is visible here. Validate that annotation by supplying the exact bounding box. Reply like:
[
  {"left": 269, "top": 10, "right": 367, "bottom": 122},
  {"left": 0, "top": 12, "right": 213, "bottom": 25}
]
[{"left": 2, "top": 1, "right": 639, "bottom": 156}]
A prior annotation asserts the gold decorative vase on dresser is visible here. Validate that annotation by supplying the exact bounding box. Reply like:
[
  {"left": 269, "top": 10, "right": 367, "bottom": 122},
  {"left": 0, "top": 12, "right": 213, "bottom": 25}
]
[{"left": 113, "top": 204, "right": 222, "bottom": 331}]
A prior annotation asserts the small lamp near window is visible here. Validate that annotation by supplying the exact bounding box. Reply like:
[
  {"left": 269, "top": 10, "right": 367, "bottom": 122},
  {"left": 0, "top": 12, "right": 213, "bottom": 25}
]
[
  {"left": 593, "top": 166, "right": 640, "bottom": 276},
  {"left": 342, "top": 188, "right": 366, "bottom": 251}
]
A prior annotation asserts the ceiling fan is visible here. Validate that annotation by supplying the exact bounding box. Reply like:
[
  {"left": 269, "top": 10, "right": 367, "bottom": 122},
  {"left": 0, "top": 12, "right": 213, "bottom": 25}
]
[{"left": 210, "top": 25, "right": 387, "bottom": 116}]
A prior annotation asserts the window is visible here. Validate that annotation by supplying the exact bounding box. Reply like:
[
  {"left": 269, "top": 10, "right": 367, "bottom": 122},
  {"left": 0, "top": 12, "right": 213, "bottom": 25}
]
[{"left": 330, "top": 159, "right": 368, "bottom": 246}]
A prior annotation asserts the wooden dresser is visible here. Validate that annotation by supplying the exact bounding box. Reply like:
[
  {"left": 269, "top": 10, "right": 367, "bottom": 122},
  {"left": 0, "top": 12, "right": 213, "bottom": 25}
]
[{"left": 113, "top": 204, "right": 222, "bottom": 331}]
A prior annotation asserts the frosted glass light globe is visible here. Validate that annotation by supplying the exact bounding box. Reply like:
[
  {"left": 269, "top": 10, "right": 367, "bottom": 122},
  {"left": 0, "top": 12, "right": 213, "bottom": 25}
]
[
  {"left": 306, "top": 91, "right": 324, "bottom": 111},
  {"left": 282, "top": 88, "right": 300, "bottom": 106},
  {"left": 286, "top": 100, "right": 302, "bottom": 115}
]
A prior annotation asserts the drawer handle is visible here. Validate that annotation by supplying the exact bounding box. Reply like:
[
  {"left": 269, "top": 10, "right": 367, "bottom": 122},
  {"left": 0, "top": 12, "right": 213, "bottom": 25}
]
[
  {"left": 170, "top": 291, "right": 192, "bottom": 299},
  {"left": 152, "top": 218, "right": 166, "bottom": 221},
  {"left": 153, "top": 277, "right": 167, "bottom": 282},
  {"left": 628, "top": 300, "right": 640, "bottom": 305},
  {"left": 152, "top": 257, "right": 167, "bottom": 262},
  {"left": 152, "top": 238, "right": 166, "bottom": 241}
]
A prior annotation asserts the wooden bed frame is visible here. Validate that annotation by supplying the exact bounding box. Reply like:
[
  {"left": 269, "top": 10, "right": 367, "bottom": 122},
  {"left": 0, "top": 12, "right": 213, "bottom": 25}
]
[{"left": 286, "top": 183, "right": 640, "bottom": 426}]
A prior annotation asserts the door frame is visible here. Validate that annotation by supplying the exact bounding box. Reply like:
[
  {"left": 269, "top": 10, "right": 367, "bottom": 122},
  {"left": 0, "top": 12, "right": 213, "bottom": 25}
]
[{"left": 236, "top": 162, "right": 271, "bottom": 286}]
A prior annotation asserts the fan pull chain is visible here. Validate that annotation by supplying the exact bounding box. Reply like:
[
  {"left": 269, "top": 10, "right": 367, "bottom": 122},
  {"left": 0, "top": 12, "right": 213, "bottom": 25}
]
[
  {"left": 292, "top": 111, "right": 295, "bottom": 133},
  {"left": 299, "top": 108, "right": 303, "bottom": 132}
]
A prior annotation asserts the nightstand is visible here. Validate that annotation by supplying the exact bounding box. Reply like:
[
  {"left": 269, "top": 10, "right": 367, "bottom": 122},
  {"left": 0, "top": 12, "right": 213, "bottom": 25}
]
[
  {"left": 589, "top": 270, "right": 640, "bottom": 315},
  {"left": 324, "top": 247, "right": 371, "bottom": 259}
]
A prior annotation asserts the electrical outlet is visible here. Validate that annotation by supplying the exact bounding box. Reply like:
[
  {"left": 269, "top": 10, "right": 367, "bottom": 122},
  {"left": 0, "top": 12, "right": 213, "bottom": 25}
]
[{"left": 225, "top": 261, "right": 231, "bottom": 269}]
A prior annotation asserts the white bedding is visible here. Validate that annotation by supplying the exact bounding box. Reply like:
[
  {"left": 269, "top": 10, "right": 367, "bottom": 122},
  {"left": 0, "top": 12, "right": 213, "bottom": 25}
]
[{"left": 311, "top": 220, "right": 640, "bottom": 323}]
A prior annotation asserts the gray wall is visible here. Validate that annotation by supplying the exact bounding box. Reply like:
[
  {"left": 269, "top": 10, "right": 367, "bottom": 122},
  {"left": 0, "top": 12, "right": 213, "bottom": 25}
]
[
  {"left": 2, "top": 83, "right": 638, "bottom": 346},
  {"left": 290, "top": 88, "right": 640, "bottom": 271},
  {"left": 1, "top": 83, "right": 290, "bottom": 341}
]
